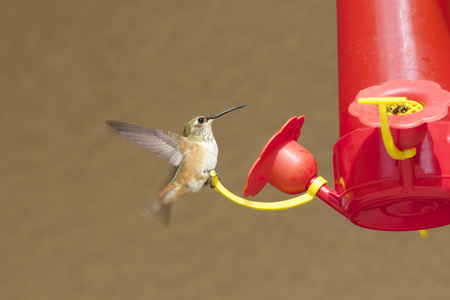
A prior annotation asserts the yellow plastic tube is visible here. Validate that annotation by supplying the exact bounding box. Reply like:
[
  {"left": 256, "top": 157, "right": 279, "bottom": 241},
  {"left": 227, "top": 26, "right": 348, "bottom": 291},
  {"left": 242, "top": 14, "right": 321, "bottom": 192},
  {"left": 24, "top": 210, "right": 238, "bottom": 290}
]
[
  {"left": 358, "top": 97, "right": 416, "bottom": 160},
  {"left": 419, "top": 230, "right": 429, "bottom": 238},
  {"left": 209, "top": 170, "right": 327, "bottom": 211}
]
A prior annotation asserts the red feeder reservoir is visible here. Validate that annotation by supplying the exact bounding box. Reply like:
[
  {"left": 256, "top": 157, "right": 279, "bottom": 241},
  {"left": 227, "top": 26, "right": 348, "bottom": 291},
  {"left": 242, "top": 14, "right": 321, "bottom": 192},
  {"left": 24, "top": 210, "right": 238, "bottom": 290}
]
[{"left": 243, "top": 0, "right": 450, "bottom": 233}]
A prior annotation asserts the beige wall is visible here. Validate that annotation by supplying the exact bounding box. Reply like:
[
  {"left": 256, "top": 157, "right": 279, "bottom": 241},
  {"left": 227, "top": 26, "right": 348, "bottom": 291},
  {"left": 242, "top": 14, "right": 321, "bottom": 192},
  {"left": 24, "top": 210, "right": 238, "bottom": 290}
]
[{"left": 1, "top": 1, "right": 449, "bottom": 299}]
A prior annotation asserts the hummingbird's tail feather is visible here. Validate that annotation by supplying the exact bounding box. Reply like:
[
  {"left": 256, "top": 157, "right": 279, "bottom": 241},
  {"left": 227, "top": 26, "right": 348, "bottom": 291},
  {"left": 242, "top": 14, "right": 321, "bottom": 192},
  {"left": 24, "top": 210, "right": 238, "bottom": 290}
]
[
  {"left": 142, "top": 179, "right": 188, "bottom": 227},
  {"left": 141, "top": 199, "right": 173, "bottom": 227}
]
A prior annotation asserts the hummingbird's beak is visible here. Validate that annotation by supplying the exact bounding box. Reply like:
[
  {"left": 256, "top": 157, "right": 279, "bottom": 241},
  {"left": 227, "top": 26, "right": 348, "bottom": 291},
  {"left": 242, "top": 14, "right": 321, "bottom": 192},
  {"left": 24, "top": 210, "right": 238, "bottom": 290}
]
[{"left": 208, "top": 104, "right": 247, "bottom": 120}]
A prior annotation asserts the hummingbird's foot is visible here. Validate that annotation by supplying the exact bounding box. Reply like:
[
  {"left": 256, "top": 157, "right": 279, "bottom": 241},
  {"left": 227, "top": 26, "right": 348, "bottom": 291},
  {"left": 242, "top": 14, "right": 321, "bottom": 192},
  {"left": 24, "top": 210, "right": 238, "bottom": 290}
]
[
  {"left": 208, "top": 169, "right": 220, "bottom": 188},
  {"left": 206, "top": 178, "right": 213, "bottom": 188}
]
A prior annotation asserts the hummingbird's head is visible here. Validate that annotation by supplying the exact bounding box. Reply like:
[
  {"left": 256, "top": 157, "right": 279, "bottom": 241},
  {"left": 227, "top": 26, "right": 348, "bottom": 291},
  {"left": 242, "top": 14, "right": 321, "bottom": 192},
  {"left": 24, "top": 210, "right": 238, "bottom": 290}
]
[
  {"left": 183, "top": 104, "right": 247, "bottom": 141},
  {"left": 183, "top": 115, "right": 213, "bottom": 141}
]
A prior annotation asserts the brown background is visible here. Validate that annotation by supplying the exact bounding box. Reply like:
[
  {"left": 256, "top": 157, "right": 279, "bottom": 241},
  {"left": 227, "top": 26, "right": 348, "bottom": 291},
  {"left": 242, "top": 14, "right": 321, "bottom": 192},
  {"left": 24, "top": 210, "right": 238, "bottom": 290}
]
[{"left": 2, "top": 1, "right": 450, "bottom": 299}]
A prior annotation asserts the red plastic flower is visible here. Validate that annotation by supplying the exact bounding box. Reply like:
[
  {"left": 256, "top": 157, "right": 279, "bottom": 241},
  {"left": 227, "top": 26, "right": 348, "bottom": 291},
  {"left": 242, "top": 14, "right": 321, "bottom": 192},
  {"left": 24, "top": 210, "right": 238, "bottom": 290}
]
[
  {"left": 349, "top": 79, "right": 450, "bottom": 129},
  {"left": 243, "top": 116, "right": 317, "bottom": 197}
]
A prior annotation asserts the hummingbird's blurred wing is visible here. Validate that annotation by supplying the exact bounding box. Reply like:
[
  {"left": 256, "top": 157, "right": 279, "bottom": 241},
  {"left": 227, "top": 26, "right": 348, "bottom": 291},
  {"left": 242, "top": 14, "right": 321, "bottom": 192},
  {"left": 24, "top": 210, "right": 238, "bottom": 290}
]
[{"left": 106, "top": 120, "right": 183, "bottom": 167}]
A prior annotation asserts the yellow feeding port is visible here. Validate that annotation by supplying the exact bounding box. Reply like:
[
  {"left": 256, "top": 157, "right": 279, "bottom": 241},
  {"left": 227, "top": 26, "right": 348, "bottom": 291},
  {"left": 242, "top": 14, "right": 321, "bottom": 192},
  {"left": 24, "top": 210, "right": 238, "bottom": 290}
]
[{"left": 386, "top": 100, "right": 423, "bottom": 115}]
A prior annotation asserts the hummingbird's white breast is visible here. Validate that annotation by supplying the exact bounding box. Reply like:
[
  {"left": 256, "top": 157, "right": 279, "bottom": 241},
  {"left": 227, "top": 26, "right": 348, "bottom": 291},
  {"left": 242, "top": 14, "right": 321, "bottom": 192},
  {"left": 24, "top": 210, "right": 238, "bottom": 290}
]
[
  {"left": 184, "top": 140, "right": 218, "bottom": 193},
  {"left": 200, "top": 140, "right": 218, "bottom": 169}
]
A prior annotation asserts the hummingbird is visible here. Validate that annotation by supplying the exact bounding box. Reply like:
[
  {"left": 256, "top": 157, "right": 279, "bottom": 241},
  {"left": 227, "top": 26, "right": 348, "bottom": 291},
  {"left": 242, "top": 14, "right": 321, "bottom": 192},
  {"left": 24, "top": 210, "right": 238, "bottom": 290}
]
[{"left": 106, "top": 104, "right": 246, "bottom": 226}]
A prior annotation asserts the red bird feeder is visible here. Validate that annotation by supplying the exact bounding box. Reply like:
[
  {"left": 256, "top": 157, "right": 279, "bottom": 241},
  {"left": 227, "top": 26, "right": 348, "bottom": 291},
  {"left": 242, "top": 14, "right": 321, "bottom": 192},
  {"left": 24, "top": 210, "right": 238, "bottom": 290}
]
[{"left": 241, "top": 0, "right": 450, "bottom": 234}]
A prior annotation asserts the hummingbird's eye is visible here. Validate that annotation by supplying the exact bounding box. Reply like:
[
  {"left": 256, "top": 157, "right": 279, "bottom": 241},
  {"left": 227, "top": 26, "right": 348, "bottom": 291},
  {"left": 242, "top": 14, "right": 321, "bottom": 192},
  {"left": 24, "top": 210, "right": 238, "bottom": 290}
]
[{"left": 197, "top": 117, "right": 204, "bottom": 124}]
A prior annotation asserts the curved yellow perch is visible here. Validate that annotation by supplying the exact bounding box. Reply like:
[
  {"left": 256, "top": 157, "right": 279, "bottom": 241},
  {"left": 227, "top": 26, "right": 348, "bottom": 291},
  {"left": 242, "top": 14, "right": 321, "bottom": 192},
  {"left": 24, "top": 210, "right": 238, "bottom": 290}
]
[
  {"left": 209, "top": 170, "right": 327, "bottom": 211},
  {"left": 358, "top": 97, "right": 416, "bottom": 160}
]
